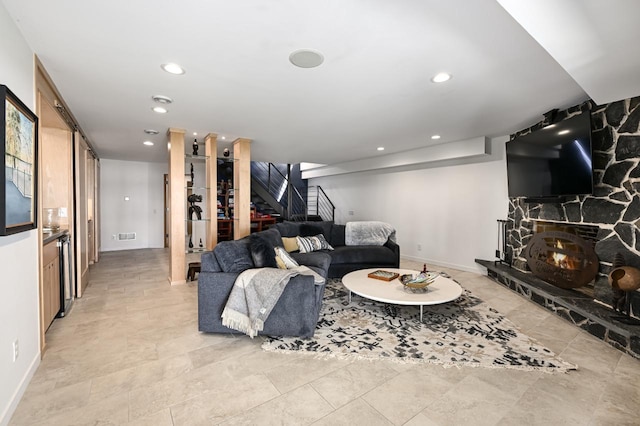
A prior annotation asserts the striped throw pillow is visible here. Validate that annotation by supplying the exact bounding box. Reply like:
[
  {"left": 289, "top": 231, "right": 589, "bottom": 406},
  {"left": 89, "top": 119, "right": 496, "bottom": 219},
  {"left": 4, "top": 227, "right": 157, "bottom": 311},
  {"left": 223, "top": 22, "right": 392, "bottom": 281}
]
[{"left": 296, "top": 234, "right": 334, "bottom": 253}]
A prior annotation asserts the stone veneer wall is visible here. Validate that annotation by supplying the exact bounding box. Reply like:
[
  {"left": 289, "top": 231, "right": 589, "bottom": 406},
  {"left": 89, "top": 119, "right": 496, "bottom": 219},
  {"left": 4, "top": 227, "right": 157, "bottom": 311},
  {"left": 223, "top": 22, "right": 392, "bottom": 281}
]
[{"left": 506, "top": 96, "right": 640, "bottom": 314}]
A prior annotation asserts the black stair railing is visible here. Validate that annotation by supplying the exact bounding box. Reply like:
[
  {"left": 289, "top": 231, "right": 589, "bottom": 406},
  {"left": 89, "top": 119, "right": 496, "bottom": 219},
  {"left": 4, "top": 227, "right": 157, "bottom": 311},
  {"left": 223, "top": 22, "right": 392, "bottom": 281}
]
[
  {"left": 307, "top": 185, "right": 335, "bottom": 222},
  {"left": 251, "top": 162, "right": 288, "bottom": 205},
  {"left": 251, "top": 161, "right": 310, "bottom": 221}
]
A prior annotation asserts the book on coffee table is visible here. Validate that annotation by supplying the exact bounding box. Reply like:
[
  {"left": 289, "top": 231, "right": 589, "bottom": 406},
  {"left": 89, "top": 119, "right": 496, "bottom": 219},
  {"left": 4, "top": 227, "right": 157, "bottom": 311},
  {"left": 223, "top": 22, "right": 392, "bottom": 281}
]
[{"left": 367, "top": 270, "right": 400, "bottom": 281}]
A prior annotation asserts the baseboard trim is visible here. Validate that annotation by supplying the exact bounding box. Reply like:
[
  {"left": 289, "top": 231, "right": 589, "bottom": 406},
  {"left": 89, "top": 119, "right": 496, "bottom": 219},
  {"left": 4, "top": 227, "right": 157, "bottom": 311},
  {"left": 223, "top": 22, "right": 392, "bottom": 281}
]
[
  {"left": 0, "top": 353, "right": 40, "bottom": 426},
  {"left": 400, "top": 255, "right": 484, "bottom": 274}
]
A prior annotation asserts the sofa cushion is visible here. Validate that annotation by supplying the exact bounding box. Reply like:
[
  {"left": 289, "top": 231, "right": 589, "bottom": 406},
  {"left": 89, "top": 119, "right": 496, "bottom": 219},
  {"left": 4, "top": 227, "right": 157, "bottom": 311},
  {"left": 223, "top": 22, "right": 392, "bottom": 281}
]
[
  {"left": 201, "top": 251, "right": 221, "bottom": 273},
  {"left": 303, "top": 221, "right": 333, "bottom": 240},
  {"left": 297, "top": 234, "right": 334, "bottom": 253},
  {"left": 291, "top": 251, "right": 331, "bottom": 278},
  {"left": 329, "top": 245, "right": 395, "bottom": 265},
  {"left": 213, "top": 238, "right": 254, "bottom": 273},
  {"left": 249, "top": 233, "right": 278, "bottom": 268},
  {"left": 274, "top": 221, "right": 300, "bottom": 238},
  {"left": 256, "top": 227, "right": 284, "bottom": 248},
  {"left": 330, "top": 224, "right": 346, "bottom": 247},
  {"left": 300, "top": 223, "right": 323, "bottom": 237},
  {"left": 275, "top": 221, "right": 334, "bottom": 240}
]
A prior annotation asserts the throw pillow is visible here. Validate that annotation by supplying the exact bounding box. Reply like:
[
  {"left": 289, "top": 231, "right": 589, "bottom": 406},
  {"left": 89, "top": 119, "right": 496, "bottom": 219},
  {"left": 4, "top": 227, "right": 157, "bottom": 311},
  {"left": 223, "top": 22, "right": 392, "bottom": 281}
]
[
  {"left": 296, "top": 234, "right": 335, "bottom": 253},
  {"left": 249, "top": 233, "right": 278, "bottom": 268},
  {"left": 281, "top": 237, "right": 299, "bottom": 252},
  {"left": 257, "top": 227, "right": 284, "bottom": 249},
  {"left": 275, "top": 255, "right": 287, "bottom": 270},
  {"left": 274, "top": 246, "right": 300, "bottom": 269}
]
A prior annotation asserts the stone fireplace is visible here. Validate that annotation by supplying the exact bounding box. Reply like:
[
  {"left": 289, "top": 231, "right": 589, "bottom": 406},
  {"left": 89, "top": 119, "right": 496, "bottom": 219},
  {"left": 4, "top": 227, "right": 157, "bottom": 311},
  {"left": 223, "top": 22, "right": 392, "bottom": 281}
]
[
  {"left": 505, "top": 97, "right": 640, "bottom": 316},
  {"left": 476, "top": 95, "right": 640, "bottom": 360}
]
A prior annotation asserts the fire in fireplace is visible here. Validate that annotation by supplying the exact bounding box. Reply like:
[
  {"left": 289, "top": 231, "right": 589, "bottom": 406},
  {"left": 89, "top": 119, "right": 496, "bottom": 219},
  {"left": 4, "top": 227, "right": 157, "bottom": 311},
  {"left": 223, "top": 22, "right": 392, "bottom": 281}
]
[
  {"left": 523, "top": 225, "right": 599, "bottom": 289},
  {"left": 548, "top": 240, "right": 576, "bottom": 270}
]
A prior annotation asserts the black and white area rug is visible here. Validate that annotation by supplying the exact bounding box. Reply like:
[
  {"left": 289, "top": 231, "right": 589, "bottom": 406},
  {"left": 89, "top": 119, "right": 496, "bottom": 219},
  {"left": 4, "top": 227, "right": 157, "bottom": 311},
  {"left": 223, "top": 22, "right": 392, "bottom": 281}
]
[{"left": 262, "top": 277, "right": 577, "bottom": 373}]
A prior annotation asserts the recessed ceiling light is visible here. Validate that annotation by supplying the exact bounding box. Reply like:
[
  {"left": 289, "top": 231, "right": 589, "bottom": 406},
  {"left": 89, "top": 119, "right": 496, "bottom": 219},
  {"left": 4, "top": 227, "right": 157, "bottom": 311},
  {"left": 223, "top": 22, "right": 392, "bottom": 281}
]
[
  {"left": 144, "top": 129, "right": 159, "bottom": 135},
  {"left": 431, "top": 72, "right": 452, "bottom": 83},
  {"left": 152, "top": 106, "right": 167, "bottom": 114},
  {"left": 161, "top": 63, "right": 185, "bottom": 75},
  {"left": 193, "top": 132, "right": 197, "bottom": 136},
  {"left": 377, "top": 147, "right": 385, "bottom": 151},
  {"left": 289, "top": 49, "right": 324, "bottom": 68},
  {"left": 152, "top": 95, "right": 173, "bottom": 104},
  {"left": 143, "top": 141, "right": 154, "bottom": 146},
  {"left": 558, "top": 130, "right": 570, "bottom": 135},
  {"left": 431, "top": 135, "right": 441, "bottom": 140},
  {"left": 221, "top": 136, "right": 226, "bottom": 140}
]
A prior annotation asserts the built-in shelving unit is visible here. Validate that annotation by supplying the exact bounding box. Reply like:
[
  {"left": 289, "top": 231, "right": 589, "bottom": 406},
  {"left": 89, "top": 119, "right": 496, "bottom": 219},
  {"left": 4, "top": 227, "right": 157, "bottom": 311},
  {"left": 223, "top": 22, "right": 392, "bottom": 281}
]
[
  {"left": 167, "top": 130, "right": 252, "bottom": 285},
  {"left": 185, "top": 153, "right": 210, "bottom": 254}
]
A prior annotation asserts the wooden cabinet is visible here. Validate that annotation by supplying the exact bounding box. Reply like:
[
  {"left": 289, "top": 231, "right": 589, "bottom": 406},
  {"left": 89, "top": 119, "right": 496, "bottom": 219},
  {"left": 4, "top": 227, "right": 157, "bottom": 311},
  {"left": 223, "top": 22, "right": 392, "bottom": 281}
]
[{"left": 42, "top": 240, "right": 60, "bottom": 330}]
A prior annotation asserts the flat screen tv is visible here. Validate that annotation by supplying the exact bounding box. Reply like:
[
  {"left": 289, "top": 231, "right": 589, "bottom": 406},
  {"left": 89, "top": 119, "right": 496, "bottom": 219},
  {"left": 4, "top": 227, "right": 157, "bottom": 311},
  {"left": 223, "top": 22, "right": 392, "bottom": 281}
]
[{"left": 506, "top": 112, "right": 593, "bottom": 198}]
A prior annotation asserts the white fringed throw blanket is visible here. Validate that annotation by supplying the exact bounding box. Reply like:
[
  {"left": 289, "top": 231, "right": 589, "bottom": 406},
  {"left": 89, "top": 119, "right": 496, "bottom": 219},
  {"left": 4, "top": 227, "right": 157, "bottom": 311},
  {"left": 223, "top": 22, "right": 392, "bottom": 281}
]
[
  {"left": 345, "top": 221, "right": 396, "bottom": 246},
  {"left": 221, "top": 266, "right": 325, "bottom": 338}
]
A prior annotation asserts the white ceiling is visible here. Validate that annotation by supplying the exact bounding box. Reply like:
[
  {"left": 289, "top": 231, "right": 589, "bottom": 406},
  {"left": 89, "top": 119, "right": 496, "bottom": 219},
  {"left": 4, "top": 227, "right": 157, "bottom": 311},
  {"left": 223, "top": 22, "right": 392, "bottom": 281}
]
[{"left": 2, "top": 0, "right": 638, "bottom": 165}]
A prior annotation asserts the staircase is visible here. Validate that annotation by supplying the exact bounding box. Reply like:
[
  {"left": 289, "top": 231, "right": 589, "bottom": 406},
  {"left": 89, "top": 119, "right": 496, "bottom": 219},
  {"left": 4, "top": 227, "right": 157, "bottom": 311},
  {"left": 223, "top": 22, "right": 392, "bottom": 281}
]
[{"left": 250, "top": 161, "right": 334, "bottom": 222}]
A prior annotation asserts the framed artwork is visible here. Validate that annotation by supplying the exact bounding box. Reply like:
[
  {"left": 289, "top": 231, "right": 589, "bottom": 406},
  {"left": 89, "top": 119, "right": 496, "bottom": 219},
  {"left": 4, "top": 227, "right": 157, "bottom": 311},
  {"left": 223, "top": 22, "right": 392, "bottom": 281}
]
[{"left": 1, "top": 85, "right": 38, "bottom": 235}]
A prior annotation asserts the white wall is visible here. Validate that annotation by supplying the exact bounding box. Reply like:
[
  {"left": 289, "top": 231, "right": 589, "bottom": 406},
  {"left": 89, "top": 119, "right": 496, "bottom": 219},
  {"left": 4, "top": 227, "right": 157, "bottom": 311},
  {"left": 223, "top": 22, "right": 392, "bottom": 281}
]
[
  {"left": 310, "top": 137, "right": 510, "bottom": 273},
  {"left": 0, "top": 4, "right": 41, "bottom": 425},
  {"left": 100, "top": 159, "right": 167, "bottom": 251}
]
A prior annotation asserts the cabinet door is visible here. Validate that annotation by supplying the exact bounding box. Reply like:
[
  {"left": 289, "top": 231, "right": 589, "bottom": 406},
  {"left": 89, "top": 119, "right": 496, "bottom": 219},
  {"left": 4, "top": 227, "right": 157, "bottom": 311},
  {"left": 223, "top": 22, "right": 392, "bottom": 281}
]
[
  {"left": 42, "top": 262, "right": 52, "bottom": 329},
  {"left": 50, "top": 259, "right": 61, "bottom": 320}
]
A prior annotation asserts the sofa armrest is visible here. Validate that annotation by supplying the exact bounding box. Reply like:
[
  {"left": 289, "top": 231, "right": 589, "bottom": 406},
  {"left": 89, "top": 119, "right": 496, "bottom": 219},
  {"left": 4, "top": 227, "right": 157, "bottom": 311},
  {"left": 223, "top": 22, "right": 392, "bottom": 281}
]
[
  {"left": 197, "top": 269, "right": 325, "bottom": 338},
  {"left": 197, "top": 271, "right": 239, "bottom": 331},
  {"left": 384, "top": 239, "right": 400, "bottom": 268}
]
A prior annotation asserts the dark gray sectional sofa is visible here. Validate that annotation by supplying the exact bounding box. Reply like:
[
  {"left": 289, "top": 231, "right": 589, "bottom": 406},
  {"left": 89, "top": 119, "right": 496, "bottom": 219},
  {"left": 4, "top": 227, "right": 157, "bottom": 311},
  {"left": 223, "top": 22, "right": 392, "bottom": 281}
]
[
  {"left": 273, "top": 220, "right": 400, "bottom": 278},
  {"left": 198, "top": 221, "right": 399, "bottom": 338}
]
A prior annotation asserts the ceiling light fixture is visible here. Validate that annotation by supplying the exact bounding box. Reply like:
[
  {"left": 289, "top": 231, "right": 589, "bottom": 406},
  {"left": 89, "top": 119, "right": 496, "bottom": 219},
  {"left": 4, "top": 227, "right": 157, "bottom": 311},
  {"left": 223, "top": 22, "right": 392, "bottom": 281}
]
[
  {"left": 143, "top": 141, "right": 154, "bottom": 146},
  {"left": 152, "top": 95, "right": 173, "bottom": 104},
  {"left": 431, "top": 135, "right": 441, "bottom": 140},
  {"left": 152, "top": 106, "right": 167, "bottom": 114},
  {"left": 431, "top": 72, "right": 452, "bottom": 83},
  {"left": 193, "top": 132, "right": 197, "bottom": 136},
  {"left": 161, "top": 63, "right": 185, "bottom": 75},
  {"left": 144, "top": 129, "right": 159, "bottom": 135},
  {"left": 377, "top": 147, "right": 385, "bottom": 151},
  {"left": 289, "top": 49, "right": 324, "bottom": 68},
  {"left": 221, "top": 136, "right": 226, "bottom": 140}
]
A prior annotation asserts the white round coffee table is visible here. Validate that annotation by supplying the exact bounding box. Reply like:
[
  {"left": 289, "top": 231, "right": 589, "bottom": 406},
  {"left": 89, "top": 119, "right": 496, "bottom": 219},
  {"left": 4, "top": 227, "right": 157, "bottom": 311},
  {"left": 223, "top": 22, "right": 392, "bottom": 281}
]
[{"left": 342, "top": 268, "right": 463, "bottom": 322}]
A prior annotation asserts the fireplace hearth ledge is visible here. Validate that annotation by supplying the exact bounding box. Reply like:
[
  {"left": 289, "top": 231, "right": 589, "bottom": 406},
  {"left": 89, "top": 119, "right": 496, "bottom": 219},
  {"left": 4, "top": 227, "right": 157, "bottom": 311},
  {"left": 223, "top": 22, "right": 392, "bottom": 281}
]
[{"left": 476, "top": 259, "right": 639, "bottom": 360}]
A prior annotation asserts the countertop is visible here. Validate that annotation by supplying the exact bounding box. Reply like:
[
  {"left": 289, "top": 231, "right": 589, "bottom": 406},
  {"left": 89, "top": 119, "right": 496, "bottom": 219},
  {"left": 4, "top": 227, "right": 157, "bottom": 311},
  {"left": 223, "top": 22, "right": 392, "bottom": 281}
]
[{"left": 43, "top": 229, "right": 69, "bottom": 245}]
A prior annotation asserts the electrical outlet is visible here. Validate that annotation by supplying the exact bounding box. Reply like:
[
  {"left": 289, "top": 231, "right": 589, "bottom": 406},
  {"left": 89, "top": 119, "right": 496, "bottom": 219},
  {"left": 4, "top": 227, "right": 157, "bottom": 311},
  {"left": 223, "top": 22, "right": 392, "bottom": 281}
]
[
  {"left": 417, "top": 244, "right": 422, "bottom": 251},
  {"left": 13, "top": 339, "right": 18, "bottom": 362}
]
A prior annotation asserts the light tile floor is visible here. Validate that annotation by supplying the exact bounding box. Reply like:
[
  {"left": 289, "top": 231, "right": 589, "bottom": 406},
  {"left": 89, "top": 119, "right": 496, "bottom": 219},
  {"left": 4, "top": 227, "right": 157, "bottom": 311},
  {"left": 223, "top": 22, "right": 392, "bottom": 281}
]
[{"left": 9, "top": 249, "right": 640, "bottom": 425}]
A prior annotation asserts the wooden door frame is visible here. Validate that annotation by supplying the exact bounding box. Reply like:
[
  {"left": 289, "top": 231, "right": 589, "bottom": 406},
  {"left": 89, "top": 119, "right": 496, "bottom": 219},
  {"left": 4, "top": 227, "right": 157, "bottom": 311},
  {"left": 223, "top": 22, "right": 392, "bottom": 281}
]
[{"left": 164, "top": 173, "right": 169, "bottom": 248}]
